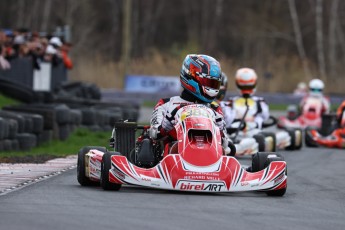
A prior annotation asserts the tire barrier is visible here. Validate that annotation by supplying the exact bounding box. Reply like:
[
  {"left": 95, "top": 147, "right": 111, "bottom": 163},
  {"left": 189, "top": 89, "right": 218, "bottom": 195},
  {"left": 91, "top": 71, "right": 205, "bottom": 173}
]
[
  {"left": 0, "top": 77, "right": 140, "bottom": 152},
  {"left": 0, "top": 102, "right": 138, "bottom": 151},
  {"left": 0, "top": 100, "right": 139, "bottom": 152}
]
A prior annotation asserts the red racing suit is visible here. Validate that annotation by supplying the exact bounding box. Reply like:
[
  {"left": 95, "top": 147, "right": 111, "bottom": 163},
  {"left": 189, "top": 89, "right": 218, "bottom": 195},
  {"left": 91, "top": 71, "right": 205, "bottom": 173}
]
[
  {"left": 150, "top": 96, "right": 227, "bottom": 139},
  {"left": 149, "top": 91, "right": 232, "bottom": 154}
]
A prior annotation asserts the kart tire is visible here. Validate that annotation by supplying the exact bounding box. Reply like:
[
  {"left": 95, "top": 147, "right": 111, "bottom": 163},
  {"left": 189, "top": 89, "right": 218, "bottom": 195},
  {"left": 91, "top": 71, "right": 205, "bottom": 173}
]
[
  {"left": 319, "top": 113, "right": 338, "bottom": 136},
  {"left": 128, "top": 148, "right": 136, "bottom": 164},
  {"left": 0, "top": 111, "right": 25, "bottom": 133},
  {"left": 37, "top": 130, "right": 53, "bottom": 145},
  {"left": 294, "top": 128, "right": 303, "bottom": 150},
  {"left": 8, "top": 119, "right": 19, "bottom": 139},
  {"left": 251, "top": 152, "right": 273, "bottom": 172},
  {"left": 11, "top": 139, "right": 20, "bottom": 151},
  {"left": 0, "top": 78, "right": 34, "bottom": 103},
  {"left": 77, "top": 146, "right": 106, "bottom": 186},
  {"left": 264, "top": 156, "right": 287, "bottom": 197},
  {"left": 2, "top": 139, "right": 12, "bottom": 151},
  {"left": 59, "top": 125, "right": 70, "bottom": 141},
  {"left": 81, "top": 108, "right": 97, "bottom": 125},
  {"left": 100, "top": 152, "right": 122, "bottom": 191},
  {"left": 253, "top": 134, "right": 265, "bottom": 152},
  {"left": 16, "top": 133, "right": 37, "bottom": 151},
  {"left": 261, "top": 132, "right": 277, "bottom": 152},
  {"left": 0, "top": 118, "right": 7, "bottom": 139},
  {"left": 285, "top": 128, "right": 303, "bottom": 150},
  {"left": 304, "top": 127, "right": 318, "bottom": 147}
]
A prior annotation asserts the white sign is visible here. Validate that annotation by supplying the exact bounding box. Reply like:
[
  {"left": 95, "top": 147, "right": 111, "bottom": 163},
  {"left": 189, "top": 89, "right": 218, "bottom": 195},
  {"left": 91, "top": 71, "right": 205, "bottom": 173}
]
[
  {"left": 33, "top": 62, "right": 52, "bottom": 91},
  {"left": 125, "top": 75, "right": 180, "bottom": 93}
]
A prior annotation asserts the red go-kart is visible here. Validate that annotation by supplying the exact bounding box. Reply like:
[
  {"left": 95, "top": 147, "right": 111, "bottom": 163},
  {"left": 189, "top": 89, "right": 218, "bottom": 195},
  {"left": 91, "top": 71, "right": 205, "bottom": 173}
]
[
  {"left": 278, "top": 97, "right": 324, "bottom": 129},
  {"left": 77, "top": 104, "right": 287, "bottom": 196}
]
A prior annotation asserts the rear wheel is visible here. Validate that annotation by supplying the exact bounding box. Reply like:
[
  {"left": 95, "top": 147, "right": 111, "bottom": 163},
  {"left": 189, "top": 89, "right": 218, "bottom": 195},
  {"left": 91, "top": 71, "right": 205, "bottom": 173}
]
[
  {"left": 285, "top": 128, "right": 303, "bottom": 150},
  {"left": 261, "top": 132, "right": 277, "bottom": 152},
  {"left": 100, "top": 152, "right": 122, "bottom": 191},
  {"left": 253, "top": 134, "right": 265, "bottom": 152},
  {"left": 77, "top": 146, "right": 106, "bottom": 186},
  {"left": 305, "top": 127, "right": 319, "bottom": 147}
]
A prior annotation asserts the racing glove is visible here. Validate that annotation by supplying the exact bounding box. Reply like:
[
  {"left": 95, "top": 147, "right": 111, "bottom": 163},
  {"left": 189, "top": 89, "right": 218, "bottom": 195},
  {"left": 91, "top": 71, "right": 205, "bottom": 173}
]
[{"left": 222, "top": 136, "right": 236, "bottom": 156}]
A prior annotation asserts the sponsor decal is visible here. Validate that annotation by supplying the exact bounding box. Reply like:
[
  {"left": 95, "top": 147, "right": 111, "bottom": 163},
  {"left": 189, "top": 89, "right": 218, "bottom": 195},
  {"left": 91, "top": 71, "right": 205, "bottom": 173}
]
[
  {"left": 151, "top": 183, "right": 160, "bottom": 187},
  {"left": 274, "top": 173, "right": 285, "bottom": 184},
  {"left": 141, "top": 177, "right": 151, "bottom": 182},
  {"left": 241, "top": 182, "right": 249, "bottom": 186},
  {"left": 183, "top": 172, "right": 220, "bottom": 180},
  {"left": 178, "top": 181, "right": 225, "bottom": 191}
]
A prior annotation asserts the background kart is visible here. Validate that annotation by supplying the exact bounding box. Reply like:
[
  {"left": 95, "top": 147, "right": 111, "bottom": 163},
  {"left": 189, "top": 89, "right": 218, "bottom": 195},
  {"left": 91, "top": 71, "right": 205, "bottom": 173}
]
[
  {"left": 305, "top": 113, "right": 345, "bottom": 148},
  {"left": 77, "top": 105, "right": 287, "bottom": 196},
  {"left": 278, "top": 97, "right": 325, "bottom": 129},
  {"left": 227, "top": 96, "right": 303, "bottom": 156},
  {"left": 229, "top": 117, "right": 302, "bottom": 156}
]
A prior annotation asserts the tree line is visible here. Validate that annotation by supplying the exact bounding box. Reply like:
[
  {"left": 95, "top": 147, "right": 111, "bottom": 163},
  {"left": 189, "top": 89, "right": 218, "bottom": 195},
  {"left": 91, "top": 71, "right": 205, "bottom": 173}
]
[{"left": 0, "top": 0, "right": 344, "bottom": 93}]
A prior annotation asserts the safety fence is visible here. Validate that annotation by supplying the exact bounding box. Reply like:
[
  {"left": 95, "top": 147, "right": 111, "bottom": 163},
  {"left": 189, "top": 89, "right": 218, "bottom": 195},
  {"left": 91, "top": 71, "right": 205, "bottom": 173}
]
[{"left": 0, "top": 57, "right": 67, "bottom": 91}]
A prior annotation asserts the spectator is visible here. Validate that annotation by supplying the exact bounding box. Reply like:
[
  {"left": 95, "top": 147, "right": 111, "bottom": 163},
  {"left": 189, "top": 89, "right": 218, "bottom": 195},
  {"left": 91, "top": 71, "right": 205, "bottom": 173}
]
[
  {"left": 0, "top": 31, "right": 11, "bottom": 70},
  {"left": 60, "top": 41, "right": 73, "bottom": 69},
  {"left": 43, "top": 37, "right": 62, "bottom": 66},
  {"left": 0, "top": 28, "right": 73, "bottom": 70}
]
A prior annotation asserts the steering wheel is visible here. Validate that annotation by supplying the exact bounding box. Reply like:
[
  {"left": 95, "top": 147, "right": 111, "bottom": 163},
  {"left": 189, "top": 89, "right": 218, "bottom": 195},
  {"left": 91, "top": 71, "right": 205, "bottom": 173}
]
[{"left": 262, "top": 116, "right": 278, "bottom": 128}]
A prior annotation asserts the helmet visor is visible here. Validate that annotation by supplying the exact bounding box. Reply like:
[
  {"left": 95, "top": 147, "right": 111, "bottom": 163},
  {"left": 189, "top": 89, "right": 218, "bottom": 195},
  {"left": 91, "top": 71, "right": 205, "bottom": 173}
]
[
  {"left": 196, "top": 75, "right": 221, "bottom": 90},
  {"left": 310, "top": 88, "right": 322, "bottom": 93}
]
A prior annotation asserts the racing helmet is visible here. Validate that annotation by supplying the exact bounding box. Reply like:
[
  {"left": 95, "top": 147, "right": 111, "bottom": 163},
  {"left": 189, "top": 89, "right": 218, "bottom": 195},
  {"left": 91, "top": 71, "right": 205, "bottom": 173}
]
[
  {"left": 216, "top": 72, "right": 228, "bottom": 101},
  {"left": 235, "top": 68, "right": 257, "bottom": 96},
  {"left": 309, "top": 79, "right": 324, "bottom": 97},
  {"left": 180, "top": 54, "right": 222, "bottom": 103},
  {"left": 297, "top": 82, "right": 307, "bottom": 90}
]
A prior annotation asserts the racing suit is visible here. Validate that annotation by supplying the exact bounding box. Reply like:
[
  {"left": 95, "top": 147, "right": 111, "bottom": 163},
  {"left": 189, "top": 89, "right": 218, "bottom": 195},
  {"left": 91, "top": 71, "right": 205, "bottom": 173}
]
[
  {"left": 219, "top": 96, "right": 270, "bottom": 130},
  {"left": 149, "top": 90, "right": 233, "bottom": 154}
]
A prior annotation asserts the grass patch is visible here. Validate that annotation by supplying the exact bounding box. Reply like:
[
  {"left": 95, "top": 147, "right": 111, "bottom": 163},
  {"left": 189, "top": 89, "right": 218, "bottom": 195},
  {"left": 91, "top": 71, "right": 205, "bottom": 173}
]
[
  {"left": 0, "top": 128, "right": 111, "bottom": 162},
  {"left": 0, "top": 93, "right": 19, "bottom": 108}
]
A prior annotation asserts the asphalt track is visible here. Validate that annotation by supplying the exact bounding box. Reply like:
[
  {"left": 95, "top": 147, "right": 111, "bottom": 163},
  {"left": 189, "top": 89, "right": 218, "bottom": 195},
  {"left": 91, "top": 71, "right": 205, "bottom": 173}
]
[
  {"left": 0, "top": 147, "right": 344, "bottom": 230},
  {"left": 1, "top": 109, "right": 344, "bottom": 230}
]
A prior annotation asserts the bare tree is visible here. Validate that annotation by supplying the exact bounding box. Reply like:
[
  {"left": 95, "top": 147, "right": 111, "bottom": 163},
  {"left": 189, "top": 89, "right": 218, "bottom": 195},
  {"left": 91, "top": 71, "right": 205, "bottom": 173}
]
[
  {"left": 288, "top": 0, "right": 312, "bottom": 79},
  {"left": 16, "top": 0, "right": 26, "bottom": 28},
  {"left": 315, "top": 0, "right": 326, "bottom": 80},
  {"left": 41, "top": 0, "right": 52, "bottom": 31},
  {"left": 328, "top": 0, "right": 339, "bottom": 79}
]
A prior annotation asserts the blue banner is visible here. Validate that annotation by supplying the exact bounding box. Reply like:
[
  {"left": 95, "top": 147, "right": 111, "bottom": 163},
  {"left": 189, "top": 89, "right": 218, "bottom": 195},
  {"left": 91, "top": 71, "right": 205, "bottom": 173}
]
[{"left": 125, "top": 75, "right": 180, "bottom": 93}]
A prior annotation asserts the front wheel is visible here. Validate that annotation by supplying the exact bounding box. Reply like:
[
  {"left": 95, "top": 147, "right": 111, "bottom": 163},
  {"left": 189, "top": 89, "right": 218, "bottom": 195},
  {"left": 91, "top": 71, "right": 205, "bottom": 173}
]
[
  {"left": 77, "top": 146, "right": 106, "bottom": 186},
  {"left": 305, "top": 127, "right": 319, "bottom": 147},
  {"left": 250, "top": 152, "right": 286, "bottom": 197},
  {"left": 264, "top": 154, "right": 286, "bottom": 196},
  {"left": 100, "top": 152, "right": 122, "bottom": 191}
]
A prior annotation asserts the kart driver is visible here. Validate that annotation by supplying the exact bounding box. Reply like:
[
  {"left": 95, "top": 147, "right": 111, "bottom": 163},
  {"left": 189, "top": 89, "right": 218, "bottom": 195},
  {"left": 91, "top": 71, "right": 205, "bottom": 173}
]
[
  {"left": 149, "top": 54, "right": 235, "bottom": 155},
  {"left": 217, "top": 68, "right": 269, "bottom": 131},
  {"left": 299, "top": 78, "right": 330, "bottom": 115}
]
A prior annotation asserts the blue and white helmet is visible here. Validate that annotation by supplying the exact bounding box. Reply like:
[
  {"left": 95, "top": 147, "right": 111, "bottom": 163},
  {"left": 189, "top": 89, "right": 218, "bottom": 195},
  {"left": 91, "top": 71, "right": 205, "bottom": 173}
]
[{"left": 180, "top": 54, "right": 222, "bottom": 103}]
